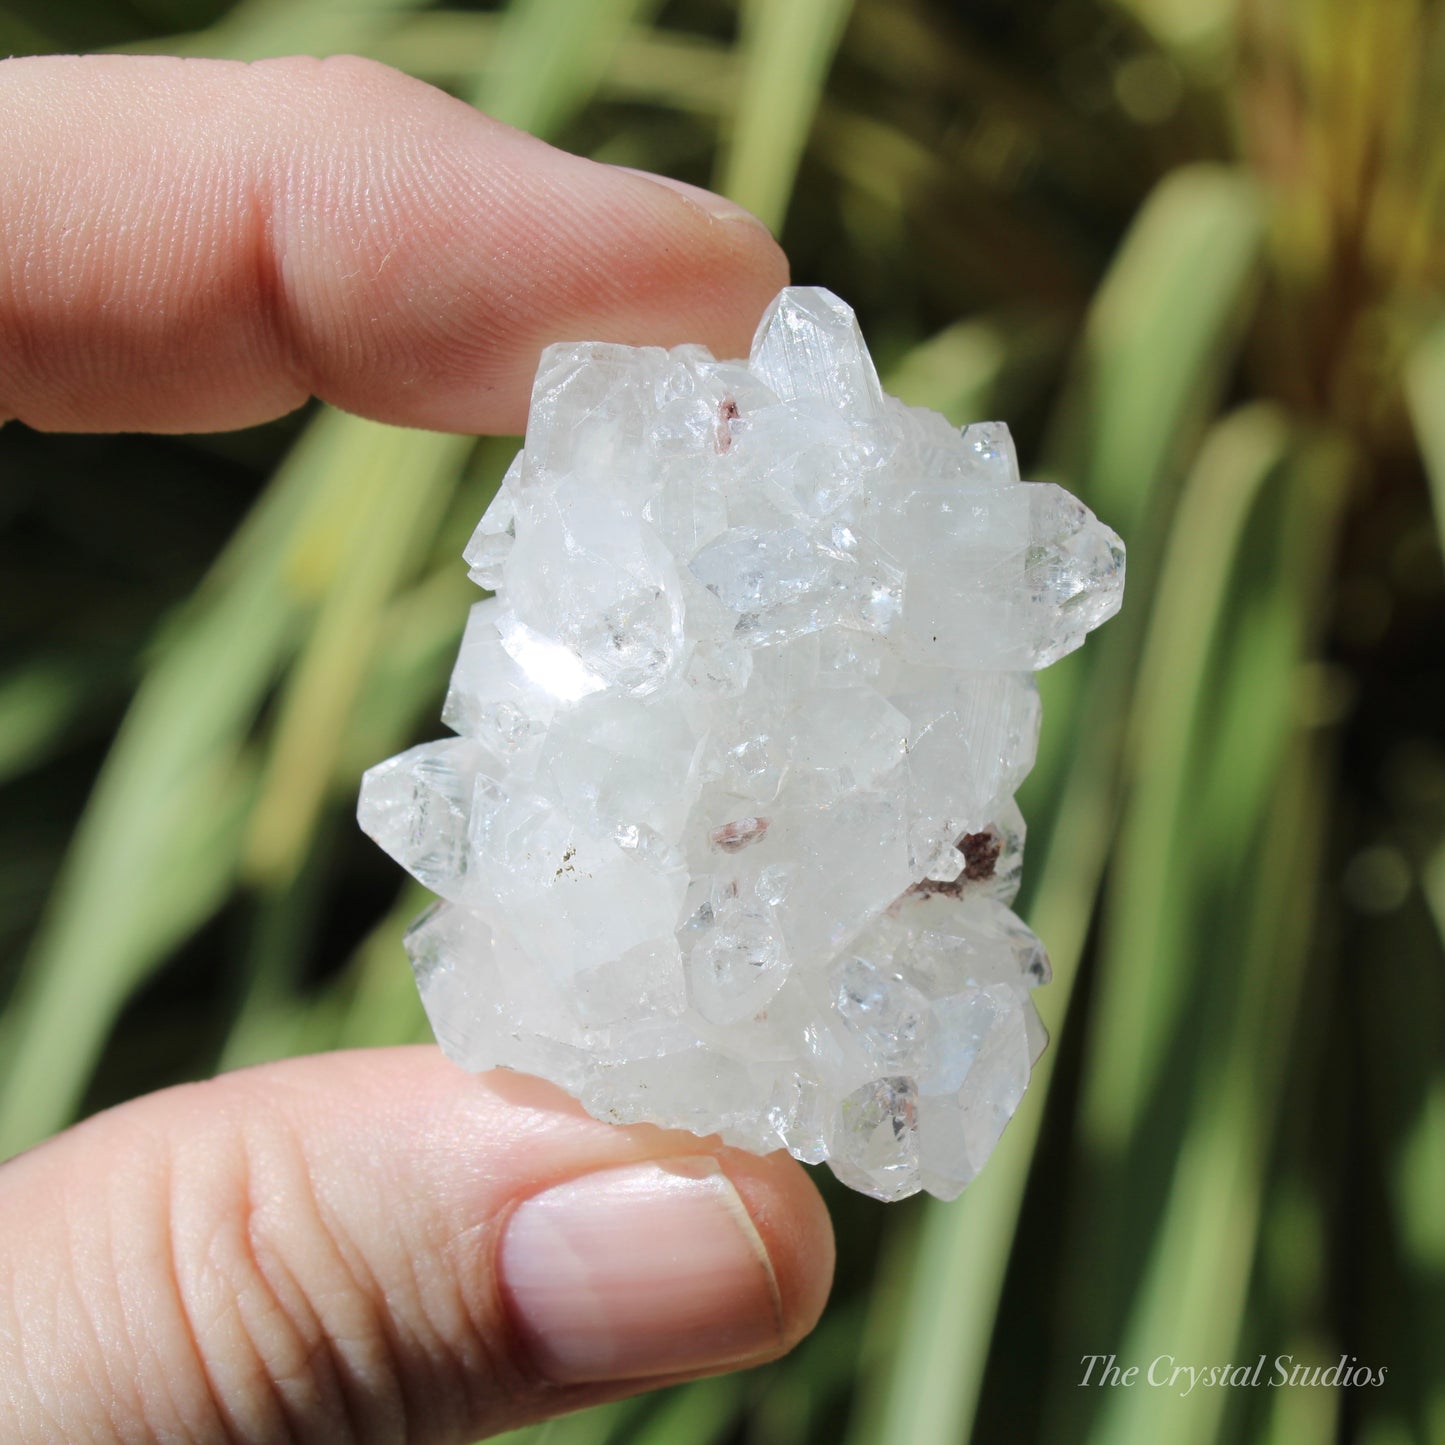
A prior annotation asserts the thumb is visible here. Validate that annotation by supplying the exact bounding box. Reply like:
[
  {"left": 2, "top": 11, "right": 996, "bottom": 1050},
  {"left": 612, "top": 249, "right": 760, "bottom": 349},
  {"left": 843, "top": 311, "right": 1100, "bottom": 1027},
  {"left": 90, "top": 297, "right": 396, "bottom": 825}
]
[{"left": 0, "top": 1046, "right": 833, "bottom": 1443}]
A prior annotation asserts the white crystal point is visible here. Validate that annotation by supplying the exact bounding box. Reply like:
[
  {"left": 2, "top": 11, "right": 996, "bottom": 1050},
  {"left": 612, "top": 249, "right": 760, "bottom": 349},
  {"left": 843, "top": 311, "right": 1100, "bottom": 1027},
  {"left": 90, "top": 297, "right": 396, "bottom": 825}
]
[
  {"left": 750, "top": 287, "right": 885, "bottom": 418},
  {"left": 877, "top": 479, "right": 1125, "bottom": 670},
  {"left": 358, "top": 738, "right": 495, "bottom": 907},
  {"left": 505, "top": 495, "right": 685, "bottom": 695},
  {"left": 442, "top": 599, "right": 556, "bottom": 768},
  {"left": 463, "top": 457, "right": 519, "bottom": 590},
  {"left": 359, "top": 285, "right": 1123, "bottom": 1203},
  {"left": 831, "top": 1077, "right": 920, "bottom": 1202},
  {"left": 684, "top": 894, "right": 790, "bottom": 1024},
  {"left": 960, "top": 420, "right": 1019, "bottom": 482}
]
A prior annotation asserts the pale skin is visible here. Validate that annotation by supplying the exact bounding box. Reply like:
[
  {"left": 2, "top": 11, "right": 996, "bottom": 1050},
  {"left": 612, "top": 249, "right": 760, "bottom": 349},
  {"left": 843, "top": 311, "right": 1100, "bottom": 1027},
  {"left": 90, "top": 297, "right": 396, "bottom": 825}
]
[{"left": 0, "top": 54, "right": 834, "bottom": 1444}]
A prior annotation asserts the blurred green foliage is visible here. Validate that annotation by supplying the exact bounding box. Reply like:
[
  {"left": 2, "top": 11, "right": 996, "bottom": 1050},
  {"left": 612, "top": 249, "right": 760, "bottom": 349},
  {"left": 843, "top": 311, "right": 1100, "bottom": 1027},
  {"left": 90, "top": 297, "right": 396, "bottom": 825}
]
[{"left": 3, "top": 1, "right": 1444, "bottom": 1442}]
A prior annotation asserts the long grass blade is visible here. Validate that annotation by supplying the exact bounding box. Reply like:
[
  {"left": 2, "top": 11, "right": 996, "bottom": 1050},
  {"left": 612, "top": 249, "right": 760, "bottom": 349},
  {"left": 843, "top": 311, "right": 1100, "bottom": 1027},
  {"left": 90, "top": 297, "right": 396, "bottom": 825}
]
[
  {"left": 751, "top": 1296, "right": 867, "bottom": 1445},
  {"left": 0, "top": 409, "right": 364, "bottom": 1156},
  {"left": 1082, "top": 438, "right": 1350, "bottom": 1445},
  {"left": 336, "top": 563, "right": 481, "bottom": 782},
  {"left": 371, "top": 15, "right": 737, "bottom": 116},
  {"left": 123, "top": 0, "right": 435, "bottom": 61},
  {"left": 332, "top": 882, "right": 434, "bottom": 1051},
  {"left": 1026, "top": 165, "right": 1264, "bottom": 836},
  {"left": 467, "top": 0, "right": 664, "bottom": 135},
  {"left": 625, "top": 1377, "right": 742, "bottom": 1445},
  {"left": 1405, "top": 320, "right": 1445, "bottom": 560},
  {"left": 0, "top": 662, "right": 87, "bottom": 786},
  {"left": 716, "top": 0, "right": 855, "bottom": 232},
  {"left": 1080, "top": 404, "right": 1291, "bottom": 1152},
  {"left": 243, "top": 426, "right": 471, "bottom": 887},
  {"left": 1044, "top": 423, "right": 1350, "bottom": 1432},
  {"left": 882, "top": 319, "right": 1008, "bottom": 425},
  {"left": 848, "top": 413, "right": 1265, "bottom": 1445},
  {"left": 1090, "top": 732, "right": 1332, "bottom": 1445},
  {"left": 1044, "top": 164, "right": 1263, "bottom": 529}
]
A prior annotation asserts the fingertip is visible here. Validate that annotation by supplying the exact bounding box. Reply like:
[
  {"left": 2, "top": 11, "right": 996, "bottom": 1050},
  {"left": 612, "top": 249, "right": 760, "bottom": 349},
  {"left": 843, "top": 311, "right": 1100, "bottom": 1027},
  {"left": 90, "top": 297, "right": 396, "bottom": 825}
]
[
  {"left": 454, "top": 159, "right": 791, "bottom": 429},
  {"left": 714, "top": 1147, "right": 835, "bottom": 1352},
  {"left": 607, "top": 166, "right": 778, "bottom": 231},
  {"left": 495, "top": 1148, "right": 832, "bottom": 1389}
]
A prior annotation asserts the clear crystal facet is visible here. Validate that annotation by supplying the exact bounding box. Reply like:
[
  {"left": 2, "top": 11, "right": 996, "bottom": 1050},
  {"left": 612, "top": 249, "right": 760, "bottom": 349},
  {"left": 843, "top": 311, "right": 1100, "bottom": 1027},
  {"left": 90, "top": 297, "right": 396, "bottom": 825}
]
[{"left": 359, "top": 287, "right": 1123, "bottom": 1202}]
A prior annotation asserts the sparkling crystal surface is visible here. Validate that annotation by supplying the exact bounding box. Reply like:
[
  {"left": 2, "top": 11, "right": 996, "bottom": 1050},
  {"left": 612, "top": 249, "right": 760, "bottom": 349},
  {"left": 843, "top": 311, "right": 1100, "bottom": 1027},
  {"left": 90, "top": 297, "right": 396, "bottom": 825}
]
[{"left": 359, "top": 287, "right": 1124, "bottom": 1202}]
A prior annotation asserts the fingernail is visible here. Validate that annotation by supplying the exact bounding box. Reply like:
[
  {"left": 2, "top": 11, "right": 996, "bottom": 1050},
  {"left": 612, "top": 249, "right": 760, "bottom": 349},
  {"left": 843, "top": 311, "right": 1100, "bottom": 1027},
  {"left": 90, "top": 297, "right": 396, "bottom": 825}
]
[
  {"left": 499, "top": 1156, "right": 784, "bottom": 1384},
  {"left": 610, "top": 165, "right": 773, "bottom": 232}
]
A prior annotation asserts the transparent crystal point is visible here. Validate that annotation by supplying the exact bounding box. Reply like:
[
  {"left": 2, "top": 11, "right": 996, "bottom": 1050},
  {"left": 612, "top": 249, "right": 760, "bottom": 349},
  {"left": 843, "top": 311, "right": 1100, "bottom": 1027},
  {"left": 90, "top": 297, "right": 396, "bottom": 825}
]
[
  {"left": 830, "top": 1076, "right": 920, "bottom": 1202},
  {"left": 463, "top": 458, "right": 520, "bottom": 590},
  {"left": 358, "top": 738, "right": 495, "bottom": 906},
  {"left": 960, "top": 420, "right": 1019, "bottom": 482},
  {"left": 880, "top": 480, "right": 1125, "bottom": 670},
  {"left": 832, "top": 955, "right": 930, "bottom": 1068},
  {"left": 1024, "top": 484, "right": 1127, "bottom": 664},
  {"left": 918, "top": 995, "right": 1032, "bottom": 1200},
  {"left": 750, "top": 287, "right": 886, "bottom": 419},
  {"left": 443, "top": 599, "right": 557, "bottom": 769},
  {"left": 684, "top": 897, "right": 790, "bottom": 1025}
]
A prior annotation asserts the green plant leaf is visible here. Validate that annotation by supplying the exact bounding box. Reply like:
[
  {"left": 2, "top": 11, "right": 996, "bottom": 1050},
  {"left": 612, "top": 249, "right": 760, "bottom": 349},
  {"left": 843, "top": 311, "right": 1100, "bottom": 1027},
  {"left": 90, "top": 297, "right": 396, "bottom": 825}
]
[
  {"left": 1054, "top": 430, "right": 1352, "bottom": 1442},
  {"left": 243, "top": 425, "right": 471, "bottom": 887},
  {"left": 0, "top": 661, "right": 88, "bottom": 786},
  {"left": 1044, "top": 164, "right": 1264, "bottom": 531},
  {"left": 0, "top": 409, "right": 366, "bottom": 1155},
  {"left": 467, "top": 0, "right": 665, "bottom": 134},
  {"left": 1405, "top": 320, "right": 1445, "bottom": 561},
  {"left": 715, "top": 0, "right": 855, "bottom": 232},
  {"left": 1080, "top": 404, "right": 1291, "bottom": 1153}
]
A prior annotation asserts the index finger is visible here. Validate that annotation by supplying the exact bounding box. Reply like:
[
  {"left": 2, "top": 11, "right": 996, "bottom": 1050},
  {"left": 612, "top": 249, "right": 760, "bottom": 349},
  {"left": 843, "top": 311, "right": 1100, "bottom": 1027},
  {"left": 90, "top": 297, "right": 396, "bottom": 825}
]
[{"left": 0, "top": 54, "right": 788, "bottom": 434}]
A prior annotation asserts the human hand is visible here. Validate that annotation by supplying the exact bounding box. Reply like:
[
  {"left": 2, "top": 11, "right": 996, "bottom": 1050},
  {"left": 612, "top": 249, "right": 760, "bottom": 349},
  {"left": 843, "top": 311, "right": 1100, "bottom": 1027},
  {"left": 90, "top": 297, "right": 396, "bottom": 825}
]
[{"left": 0, "top": 54, "right": 831, "bottom": 1443}]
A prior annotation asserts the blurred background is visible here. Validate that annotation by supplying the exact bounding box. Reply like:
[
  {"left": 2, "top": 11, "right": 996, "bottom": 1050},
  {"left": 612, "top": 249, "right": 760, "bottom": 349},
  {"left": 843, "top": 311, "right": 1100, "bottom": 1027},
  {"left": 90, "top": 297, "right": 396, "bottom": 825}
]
[{"left": 2, "top": 0, "right": 1443, "bottom": 1441}]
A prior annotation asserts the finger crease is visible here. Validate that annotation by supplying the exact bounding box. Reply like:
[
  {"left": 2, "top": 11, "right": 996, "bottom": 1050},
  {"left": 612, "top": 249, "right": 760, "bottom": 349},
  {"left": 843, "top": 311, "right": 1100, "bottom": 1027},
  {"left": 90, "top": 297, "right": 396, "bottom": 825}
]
[
  {"left": 163, "top": 1153, "right": 258, "bottom": 1445},
  {"left": 245, "top": 169, "right": 308, "bottom": 403}
]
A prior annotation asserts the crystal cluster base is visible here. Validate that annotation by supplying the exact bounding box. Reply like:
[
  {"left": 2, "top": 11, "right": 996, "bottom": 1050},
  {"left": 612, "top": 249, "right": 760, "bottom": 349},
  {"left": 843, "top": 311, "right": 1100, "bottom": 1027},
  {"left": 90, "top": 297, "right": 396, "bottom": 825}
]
[{"left": 359, "top": 287, "right": 1123, "bottom": 1201}]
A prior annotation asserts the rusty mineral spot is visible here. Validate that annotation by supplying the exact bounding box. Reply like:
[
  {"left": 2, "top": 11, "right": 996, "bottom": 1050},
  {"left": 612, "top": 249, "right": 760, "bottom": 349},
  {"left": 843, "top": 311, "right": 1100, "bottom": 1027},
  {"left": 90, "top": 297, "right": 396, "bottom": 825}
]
[
  {"left": 957, "top": 829, "right": 1001, "bottom": 881},
  {"left": 715, "top": 397, "right": 742, "bottom": 454},
  {"left": 710, "top": 815, "right": 769, "bottom": 852},
  {"left": 902, "top": 826, "right": 1002, "bottom": 901}
]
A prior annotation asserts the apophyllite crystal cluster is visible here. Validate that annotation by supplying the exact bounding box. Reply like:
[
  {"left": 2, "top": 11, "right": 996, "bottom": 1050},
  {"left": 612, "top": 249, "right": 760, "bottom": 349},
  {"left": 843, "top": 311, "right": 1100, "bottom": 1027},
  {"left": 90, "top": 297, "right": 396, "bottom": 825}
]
[{"left": 358, "top": 288, "right": 1123, "bottom": 1201}]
